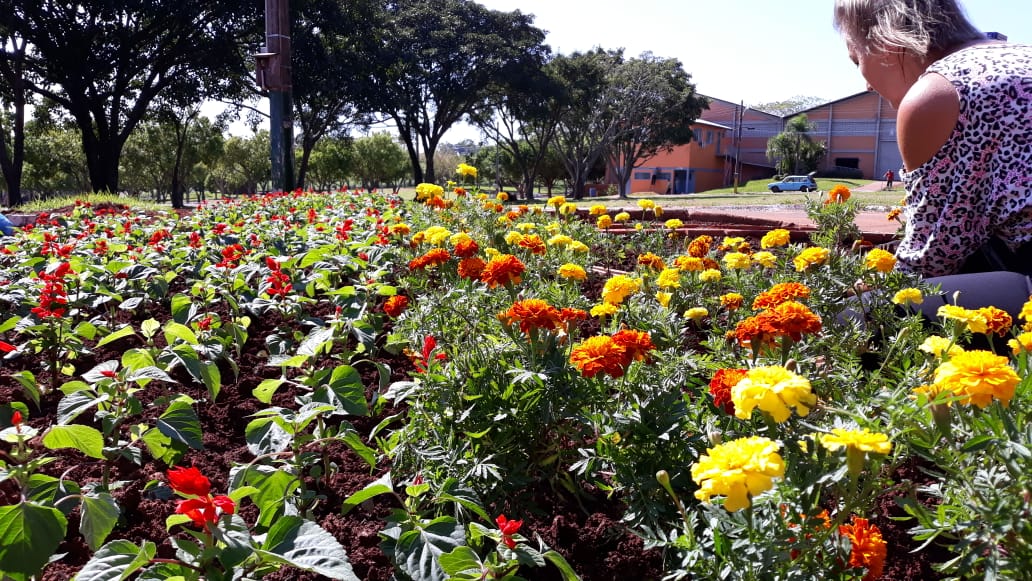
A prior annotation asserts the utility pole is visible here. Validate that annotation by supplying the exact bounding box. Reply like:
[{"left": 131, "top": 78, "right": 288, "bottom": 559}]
[
  {"left": 255, "top": 0, "right": 294, "bottom": 192},
  {"left": 733, "top": 101, "right": 744, "bottom": 194}
]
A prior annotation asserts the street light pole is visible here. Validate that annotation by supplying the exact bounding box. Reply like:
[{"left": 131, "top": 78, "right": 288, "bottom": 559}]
[
  {"left": 733, "top": 100, "right": 744, "bottom": 194},
  {"left": 257, "top": 0, "right": 294, "bottom": 193}
]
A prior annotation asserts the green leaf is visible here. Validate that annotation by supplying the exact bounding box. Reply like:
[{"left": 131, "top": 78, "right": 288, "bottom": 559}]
[
  {"left": 961, "top": 435, "right": 995, "bottom": 453},
  {"left": 42, "top": 424, "right": 105, "bottom": 459},
  {"left": 125, "top": 366, "right": 174, "bottom": 385},
  {"left": 141, "top": 429, "right": 182, "bottom": 465},
  {"left": 299, "top": 327, "right": 335, "bottom": 357},
  {"left": 169, "top": 293, "right": 196, "bottom": 323},
  {"left": 338, "top": 431, "right": 377, "bottom": 469},
  {"left": 163, "top": 321, "right": 199, "bottom": 346},
  {"left": 245, "top": 416, "right": 293, "bottom": 456},
  {"left": 438, "top": 545, "right": 484, "bottom": 577},
  {"left": 57, "top": 391, "right": 109, "bottom": 425},
  {"left": 80, "top": 493, "right": 120, "bottom": 551},
  {"left": 26, "top": 474, "right": 81, "bottom": 515},
  {"left": 253, "top": 378, "right": 286, "bottom": 405},
  {"left": 122, "top": 348, "right": 156, "bottom": 372},
  {"left": 341, "top": 473, "right": 394, "bottom": 516},
  {"left": 140, "top": 319, "right": 161, "bottom": 341},
  {"left": 299, "top": 245, "right": 335, "bottom": 269},
  {"left": 237, "top": 466, "right": 296, "bottom": 530},
  {"left": 543, "top": 549, "right": 582, "bottom": 581},
  {"left": 258, "top": 516, "right": 358, "bottom": 580},
  {"left": 74, "top": 539, "right": 156, "bottom": 581},
  {"left": 387, "top": 516, "right": 465, "bottom": 581},
  {"left": 96, "top": 325, "right": 136, "bottom": 348},
  {"left": 10, "top": 370, "right": 40, "bottom": 408},
  {"left": 324, "top": 365, "right": 368, "bottom": 416},
  {"left": 156, "top": 398, "right": 203, "bottom": 450},
  {"left": 0, "top": 502, "right": 68, "bottom": 579},
  {"left": 171, "top": 344, "right": 221, "bottom": 400}
]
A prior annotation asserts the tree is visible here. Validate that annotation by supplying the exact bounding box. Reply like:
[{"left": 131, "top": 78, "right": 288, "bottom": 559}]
[
  {"left": 121, "top": 114, "right": 225, "bottom": 203},
  {"left": 370, "top": 0, "right": 548, "bottom": 184},
  {"left": 605, "top": 53, "right": 707, "bottom": 197},
  {"left": 350, "top": 133, "right": 408, "bottom": 192},
  {"left": 22, "top": 120, "right": 90, "bottom": 198},
  {"left": 0, "top": 30, "right": 30, "bottom": 206},
  {"left": 751, "top": 95, "right": 827, "bottom": 117},
  {"left": 0, "top": 0, "right": 259, "bottom": 195},
  {"left": 304, "top": 136, "right": 355, "bottom": 192},
  {"left": 210, "top": 133, "right": 271, "bottom": 197},
  {"left": 291, "top": 0, "right": 380, "bottom": 190},
  {"left": 766, "top": 114, "right": 827, "bottom": 176},
  {"left": 550, "top": 49, "right": 624, "bottom": 200}
]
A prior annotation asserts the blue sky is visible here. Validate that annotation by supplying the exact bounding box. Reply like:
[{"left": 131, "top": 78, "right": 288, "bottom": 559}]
[{"left": 475, "top": 0, "right": 1029, "bottom": 106}]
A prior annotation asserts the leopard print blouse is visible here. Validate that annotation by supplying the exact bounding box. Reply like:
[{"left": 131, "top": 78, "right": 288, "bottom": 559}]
[{"left": 898, "top": 43, "right": 1032, "bottom": 277}]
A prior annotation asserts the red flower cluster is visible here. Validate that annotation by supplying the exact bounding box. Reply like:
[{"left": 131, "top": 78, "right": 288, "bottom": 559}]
[
  {"left": 217, "top": 244, "right": 247, "bottom": 268},
  {"left": 407, "top": 335, "right": 448, "bottom": 373},
  {"left": 457, "top": 257, "right": 486, "bottom": 280},
  {"left": 264, "top": 257, "right": 292, "bottom": 297},
  {"left": 495, "top": 514, "right": 523, "bottom": 549},
  {"left": 453, "top": 239, "right": 479, "bottom": 259},
  {"left": 167, "top": 466, "right": 236, "bottom": 528},
  {"left": 709, "top": 368, "right": 747, "bottom": 414},
  {"left": 0, "top": 340, "right": 17, "bottom": 353},
  {"left": 384, "top": 295, "right": 409, "bottom": 318},
  {"left": 569, "top": 328, "right": 655, "bottom": 379},
  {"left": 335, "top": 218, "right": 354, "bottom": 241},
  {"left": 32, "top": 262, "right": 73, "bottom": 319}
]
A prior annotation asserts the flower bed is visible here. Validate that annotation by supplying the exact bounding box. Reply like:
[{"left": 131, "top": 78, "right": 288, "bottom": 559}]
[{"left": 1, "top": 182, "right": 1031, "bottom": 580}]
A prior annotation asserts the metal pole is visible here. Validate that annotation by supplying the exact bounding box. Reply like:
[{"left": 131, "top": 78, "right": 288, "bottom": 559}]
[{"left": 265, "top": 0, "right": 294, "bottom": 192}]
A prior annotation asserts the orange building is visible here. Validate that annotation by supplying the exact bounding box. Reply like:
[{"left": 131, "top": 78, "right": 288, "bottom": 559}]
[{"left": 609, "top": 91, "right": 901, "bottom": 194}]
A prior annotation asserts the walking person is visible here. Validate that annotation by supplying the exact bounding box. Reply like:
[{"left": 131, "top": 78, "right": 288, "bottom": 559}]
[
  {"left": 834, "top": 0, "right": 1032, "bottom": 320},
  {"left": 882, "top": 169, "right": 894, "bottom": 191}
]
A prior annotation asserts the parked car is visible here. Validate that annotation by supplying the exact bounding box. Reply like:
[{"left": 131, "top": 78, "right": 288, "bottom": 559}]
[{"left": 767, "top": 175, "right": 818, "bottom": 192}]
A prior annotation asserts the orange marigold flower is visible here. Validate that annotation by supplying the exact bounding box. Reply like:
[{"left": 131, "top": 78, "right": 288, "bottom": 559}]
[
  {"left": 768, "top": 301, "right": 822, "bottom": 342},
  {"left": 731, "top": 315, "right": 779, "bottom": 351},
  {"left": 422, "top": 248, "right": 451, "bottom": 268},
  {"left": 480, "top": 254, "right": 526, "bottom": 289},
  {"left": 384, "top": 295, "right": 408, "bottom": 318},
  {"left": 517, "top": 234, "right": 547, "bottom": 255},
  {"left": 453, "top": 239, "right": 480, "bottom": 259},
  {"left": 500, "top": 299, "right": 564, "bottom": 335},
  {"left": 709, "top": 368, "right": 747, "bottom": 414},
  {"left": 752, "top": 282, "right": 812, "bottom": 310},
  {"left": 674, "top": 256, "right": 704, "bottom": 272},
  {"left": 686, "top": 235, "right": 713, "bottom": 258},
  {"left": 637, "top": 252, "right": 666, "bottom": 271},
  {"left": 611, "top": 329, "right": 655, "bottom": 363},
  {"left": 720, "top": 293, "right": 745, "bottom": 310},
  {"left": 570, "top": 335, "right": 628, "bottom": 379},
  {"left": 560, "top": 307, "right": 588, "bottom": 324},
  {"left": 827, "top": 184, "right": 852, "bottom": 204},
  {"left": 457, "top": 257, "right": 487, "bottom": 280},
  {"left": 976, "top": 305, "right": 1013, "bottom": 337},
  {"left": 839, "top": 516, "right": 886, "bottom": 581}
]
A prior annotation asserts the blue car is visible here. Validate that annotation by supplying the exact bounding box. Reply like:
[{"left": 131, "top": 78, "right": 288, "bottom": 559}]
[{"left": 767, "top": 175, "right": 818, "bottom": 193}]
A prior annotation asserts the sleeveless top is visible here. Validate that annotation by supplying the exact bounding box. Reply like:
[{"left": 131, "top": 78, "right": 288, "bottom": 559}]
[{"left": 898, "top": 43, "right": 1032, "bottom": 277}]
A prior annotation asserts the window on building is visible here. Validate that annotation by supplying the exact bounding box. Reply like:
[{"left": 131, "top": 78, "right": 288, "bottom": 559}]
[
  {"left": 705, "top": 131, "right": 713, "bottom": 145},
  {"left": 634, "top": 172, "right": 652, "bottom": 180},
  {"left": 834, "top": 157, "right": 860, "bottom": 169},
  {"left": 655, "top": 172, "right": 672, "bottom": 181},
  {"left": 693, "top": 129, "right": 702, "bottom": 144}
]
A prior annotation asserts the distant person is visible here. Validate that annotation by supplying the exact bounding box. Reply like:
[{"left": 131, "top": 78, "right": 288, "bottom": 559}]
[
  {"left": 0, "top": 212, "right": 15, "bottom": 236},
  {"left": 835, "top": 0, "right": 1032, "bottom": 319},
  {"left": 882, "top": 169, "right": 894, "bottom": 191}
]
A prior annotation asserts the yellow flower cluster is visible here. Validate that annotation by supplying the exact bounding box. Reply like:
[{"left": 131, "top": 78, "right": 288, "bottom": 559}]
[
  {"left": 919, "top": 335, "right": 963, "bottom": 359},
  {"left": 589, "top": 204, "right": 607, "bottom": 216},
  {"left": 760, "top": 229, "right": 791, "bottom": 249},
  {"left": 863, "top": 248, "right": 897, "bottom": 273},
  {"left": 818, "top": 428, "right": 892, "bottom": 455},
  {"left": 415, "top": 183, "right": 444, "bottom": 201},
  {"left": 925, "top": 349, "right": 1020, "bottom": 408},
  {"left": 793, "top": 247, "right": 830, "bottom": 272},
  {"left": 601, "top": 274, "right": 642, "bottom": 305},
  {"left": 937, "top": 305, "right": 1013, "bottom": 336},
  {"left": 892, "top": 288, "right": 923, "bottom": 306},
  {"left": 558, "top": 263, "right": 586, "bottom": 281},
  {"left": 731, "top": 366, "right": 817, "bottom": 423},
  {"left": 691, "top": 436, "right": 785, "bottom": 512},
  {"left": 664, "top": 218, "right": 684, "bottom": 230},
  {"left": 656, "top": 268, "right": 681, "bottom": 289},
  {"left": 456, "top": 163, "right": 478, "bottom": 178},
  {"left": 723, "top": 252, "right": 752, "bottom": 270}
]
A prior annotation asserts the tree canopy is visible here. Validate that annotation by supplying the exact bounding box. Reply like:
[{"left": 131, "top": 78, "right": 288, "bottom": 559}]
[{"left": 766, "top": 114, "right": 827, "bottom": 176}]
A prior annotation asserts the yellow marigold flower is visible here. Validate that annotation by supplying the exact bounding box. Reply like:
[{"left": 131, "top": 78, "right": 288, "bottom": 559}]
[
  {"left": 684, "top": 307, "right": 709, "bottom": 321},
  {"left": 674, "top": 256, "right": 704, "bottom": 272},
  {"left": 752, "top": 251, "right": 777, "bottom": 268},
  {"left": 664, "top": 218, "right": 683, "bottom": 230},
  {"left": 548, "top": 234, "right": 573, "bottom": 247},
  {"left": 495, "top": 191, "right": 509, "bottom": 201},
  {"left": 792, "top": 247, "right": 830, "bottom": 271},
  {"left": 976, "top": 306, "right": 1012, "bottom": 336},
  {"left": 655, "top": 291, "right": 672, "bottom": 308},
  {"left": 723, "top": 252, "right": 752, "bottom": 270},
  {"left": 656, "top": 268, "right": 681, "bottom": 289},
  {"left": 1020, "top": 297, "right": 1032, "bottom": 325},
  {"left": 615, "top": 211, "right": 631, "bottom": 222},
  {"left": 761, "top": 229, "right": 791, "bottom": 249},
  {"left": 637, "top": 199, "right": 656, "bottom": 210},
  {"left": 721, "top": 236, "right": 746, "bottom": 250},
  {"left": 590, "top": 302, "right": 620, "bottom": 317},
  {"left": 544, "top": 221, "right": 562, "bottom": 234},
  {"left": 449, "top": 232, "right": 473, "bottom": 246},
  {"left": 699, "top": 268, "right": 722, "bottom": 283},
  {"left": 1009, "top": 331, "right": 1032, "bottom": 355},
  {"left": 477, "top": 193, "right": 489, "bottom": 201},
  {"left": 484, "top": 247, "right": 500, "bottom": 258},
  {"left": 937, "top": 304, "right": 988, "bottom": 334},
  {"left": 732, "top": 366, "right": 816, "bottom": 423},
  {"left": 819, "top": 428, "right": 892, "bottom": 455},
  {"left": 919, "top": 335, "right": 964, "bottom": 359},
  {"left": 423, "top": 226, "right": 451, "bottom": 246},
  {"left": 720, "top": 292, "right": 744, "bottom": 310},
  {"left": 504, "top": 231, "right": 524, "bottom": 245},
  {"left": 864, "top": 248, "right": 897, "bottom": 273},
  {"left": 691, "top": 436, "right": 785, "bottom": 512},
  {"left": 892, "top": 288, "right": 924, "bottom": 306},
  {"left": 931, "top": 349, "right": 1020, "bottom": 408},
  {"left": 602, "top": 274, "right": 642, "bottom": 305},
  {"left": 415, "top": 182, "right": 444, "bottom": 200},
  {"left": 887, "top": 207, "right": 902, "bottom": 221},
  {"left": 827, "top": 184, "right": 851, "bottom": 203},
  {"left": 637, "top": 252, "right": 666, "bottom": 271},
  {"left": 559, "top": 202, "right": 578, "bottom": 215},
  {"left": 686, "top": 235, "right": 713, "bottom": 258},
  {"left": 558, "top": 263, "right": 587, "bottom": 281},
  {"left": 390, "top": 223, "right": 411, "bottom": 235},
  {"left": 456, "top": 163, "right": 477, "bottom": 178},
  {"left": 597, "top": 215, "right": 613, "bottom": 229},
  {"left": 547, "top": 195, "right": 566, "bottom": 207},
  {"left": 589, "top": 204, "right": 608, "bottom": 216},
  {"left": 569, "top": 241, "right": 590, "bottom": 253},
  {"left": 515, "top": 222, "right": 536, "bottom": 232},
  {"left": 635, "top": 223, "right": 644, "bottom": 230},
  {"left": 654, "top": 206, "right": 664, "bottom": 217}
]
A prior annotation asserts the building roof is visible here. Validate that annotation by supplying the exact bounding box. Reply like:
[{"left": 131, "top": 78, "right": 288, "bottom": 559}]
[{"left": 693, "top": 118, "right": 732, "bottom": 130}]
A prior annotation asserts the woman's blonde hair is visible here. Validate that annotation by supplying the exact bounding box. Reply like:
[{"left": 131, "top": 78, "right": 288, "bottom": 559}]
[{"left": 834, "top": 0, "right": 984, "bottom": 58}]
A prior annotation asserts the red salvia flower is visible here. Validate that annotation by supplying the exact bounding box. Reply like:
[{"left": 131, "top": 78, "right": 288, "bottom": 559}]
[
  {"left": 0, "top": 340, "right": 16, "bottom": 353},
  {"left": 167, "top": 466, "right": 236, "bottom": 528},
  {"left": 495, "top": 515, "right": 523, "bottom": 549}
]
